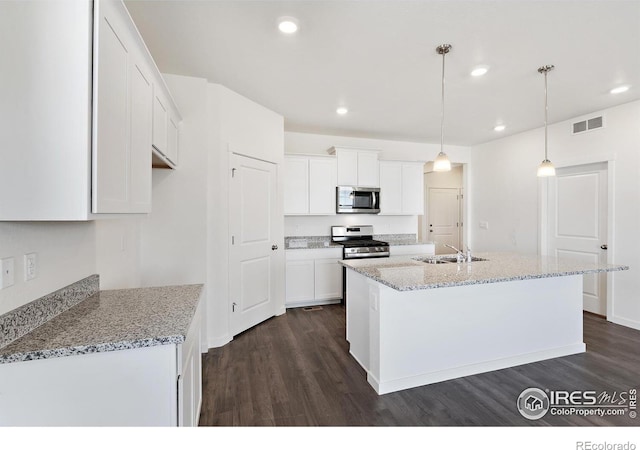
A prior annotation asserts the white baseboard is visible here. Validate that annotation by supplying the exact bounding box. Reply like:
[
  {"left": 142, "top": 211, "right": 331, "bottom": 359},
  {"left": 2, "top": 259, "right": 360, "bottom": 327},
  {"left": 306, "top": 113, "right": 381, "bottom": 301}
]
[
  {"left": 207, "top": 334, "right": 232, "bottom": 349},
  {"left": 369, "top": 343, "right": 586, "bottom": 395},
  {"left": 609, "top": 315, "right": 640, "bottom": 331},
  {"left": 285, "top": 299, "right": 341, "bottom": 309}
]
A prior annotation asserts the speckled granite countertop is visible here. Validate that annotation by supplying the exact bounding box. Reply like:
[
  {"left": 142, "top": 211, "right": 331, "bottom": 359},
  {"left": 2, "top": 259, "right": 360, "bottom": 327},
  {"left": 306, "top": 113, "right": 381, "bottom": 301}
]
[
  {"left": 0, "top": 284, "right": 203, "bottom": 364},
  {"left": 340, "top": 252, "right": 629, "bottom": 291}
]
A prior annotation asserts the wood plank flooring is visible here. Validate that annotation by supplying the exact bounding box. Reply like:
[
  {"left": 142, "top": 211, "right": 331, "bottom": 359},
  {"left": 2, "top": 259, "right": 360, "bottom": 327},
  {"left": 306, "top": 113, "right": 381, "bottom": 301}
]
[{"left": 199, "top": 306, "right": 640, "bottom": 426}]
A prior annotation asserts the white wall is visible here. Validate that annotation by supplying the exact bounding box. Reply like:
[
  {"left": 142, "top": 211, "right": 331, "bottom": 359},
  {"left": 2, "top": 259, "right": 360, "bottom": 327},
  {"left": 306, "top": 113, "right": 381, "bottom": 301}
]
[
  {"left": 95, "top": 218, "right": 142, "bottom": 290},
  {"left": 0, "top": 222, "right": 96, "bottom": 316},
  {"left": 285, "top": 131, "right": 471, "bottom": 163},
  {"left": 470, "top": 100, "right": 640, "bottom": 330},
  {"left": 285, "top": 215, "right": 416, "bottom": 237},
  {"left": 207, "top": 84, "right": 285, "bottom": 347}
]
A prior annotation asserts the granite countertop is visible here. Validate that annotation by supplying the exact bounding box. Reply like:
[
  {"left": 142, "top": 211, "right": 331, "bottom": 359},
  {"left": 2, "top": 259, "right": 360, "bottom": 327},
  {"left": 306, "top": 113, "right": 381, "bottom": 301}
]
[
  {"left": 0, "top": 284, "right": 203, "bottom": 364},
  {"left": 340, "top": 252, "right": 629, "bottom": 291}
]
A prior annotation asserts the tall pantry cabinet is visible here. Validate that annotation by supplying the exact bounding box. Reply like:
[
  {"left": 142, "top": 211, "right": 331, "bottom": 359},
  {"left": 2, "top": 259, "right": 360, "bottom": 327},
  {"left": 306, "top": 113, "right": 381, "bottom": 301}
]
[{"left": 0, "top": 0, "right": 181, "bottom": 221}]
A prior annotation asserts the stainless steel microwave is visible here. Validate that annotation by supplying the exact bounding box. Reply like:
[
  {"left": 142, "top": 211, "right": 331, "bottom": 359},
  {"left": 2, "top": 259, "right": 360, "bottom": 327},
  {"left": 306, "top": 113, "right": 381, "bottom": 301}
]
[{"left": 336, "top": 186, "right": 380, "bottom": 214}]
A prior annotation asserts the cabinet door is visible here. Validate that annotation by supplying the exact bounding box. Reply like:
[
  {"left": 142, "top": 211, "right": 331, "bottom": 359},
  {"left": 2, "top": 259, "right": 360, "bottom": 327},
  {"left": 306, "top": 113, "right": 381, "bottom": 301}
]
[
  {"left": 92, "top": 0, "right": 130, "bottom": 213},
  {"left": 152, "top": 94, "right": 168, "bottom": 155},
  {"left": 401, "top": 163, "right": 424, "bottom": 214},
  {"left": 336, "top": 149, "right": 358, "bottom": 186},
  {"left": 357, "top": 152, "right": 379, "bottom": 187},
  {"left": 284, "top": 157, "right": 309, "bottom": 215},
  {"left": 309, "top": 158, "right": 337, "bottom": 215},
  {"left": 129, "top": 60, "right": 153, "bottom": 213},
  {"left": 314, "top": 259, "right": 343, "bottom": 300},
  {"left": 285, "top": 260, "right": 315, "bottom": 305},
  {"left": 379, "top": 162, "right": 402, "bottom": 215},
  {"left": 167, "top": 115, "right": 179, "bottom": 165}
]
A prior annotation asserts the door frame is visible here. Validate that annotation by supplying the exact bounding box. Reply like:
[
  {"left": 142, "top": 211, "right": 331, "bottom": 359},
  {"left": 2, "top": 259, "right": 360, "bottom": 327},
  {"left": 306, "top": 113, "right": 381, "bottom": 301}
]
[
  {"left": 227, "top": 149, "right": 285, "bottom": 337},
  {"left": 538, "top": 154, "right": 616, "bottom": 319}
]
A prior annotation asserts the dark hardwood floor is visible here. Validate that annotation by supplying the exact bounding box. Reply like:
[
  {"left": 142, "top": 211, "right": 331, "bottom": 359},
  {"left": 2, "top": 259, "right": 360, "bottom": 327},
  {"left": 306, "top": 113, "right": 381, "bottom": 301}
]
[{"left": 199, "top": 306, "right": 640, "bottom": 426}]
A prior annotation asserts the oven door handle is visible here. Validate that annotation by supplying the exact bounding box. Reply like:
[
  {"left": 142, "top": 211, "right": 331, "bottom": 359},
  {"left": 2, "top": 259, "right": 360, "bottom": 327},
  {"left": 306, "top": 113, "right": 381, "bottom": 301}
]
[{"left": 344, "top": 251, "right": 390, "bottom": 259}]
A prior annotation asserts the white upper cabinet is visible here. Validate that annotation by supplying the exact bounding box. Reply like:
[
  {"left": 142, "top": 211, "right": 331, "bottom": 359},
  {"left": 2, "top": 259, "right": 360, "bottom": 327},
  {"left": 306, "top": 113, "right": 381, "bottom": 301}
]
[
  {"left": 0, "top": 0, "right": 181, "bottom": 220},
  {"left": 284, "top": 156, "right": 309, "bottom": 215},
  {"left": 329, "top": 147, "right": 380, "bottom": 188},
  {"left": 152, "top": 86, "right": 180, "bottom": 167},
  {"left": 309, "top": 158, "right": 337, "bottom": 214},
  {"left": 284, "top": 155, "right": 336, "bottom": 216},
  {"left": 379, "top": 161, "right": 424, "bottom": 215},
  {"left": 152, "top": 95, "right": 168, "bottom": 154}
]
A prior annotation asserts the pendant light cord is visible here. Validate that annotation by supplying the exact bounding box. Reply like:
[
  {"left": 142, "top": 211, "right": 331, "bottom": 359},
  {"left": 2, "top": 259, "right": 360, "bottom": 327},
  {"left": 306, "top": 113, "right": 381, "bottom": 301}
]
[
  {"left": 544, "top": 69, "right": 548, "bottom": 161},
  {"left": 440, "top": 49, "right": 446, "bottom": 154}
]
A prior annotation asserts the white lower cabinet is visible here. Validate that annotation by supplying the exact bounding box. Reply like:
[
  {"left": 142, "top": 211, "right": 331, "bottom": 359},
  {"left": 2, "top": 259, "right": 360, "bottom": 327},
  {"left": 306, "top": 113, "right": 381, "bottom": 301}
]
[
  {"left": 286, "top": 248, "right": 343, "bottom": 307},
  {"left": 0, "top": 299, "right": 203, "bottom": 427}
]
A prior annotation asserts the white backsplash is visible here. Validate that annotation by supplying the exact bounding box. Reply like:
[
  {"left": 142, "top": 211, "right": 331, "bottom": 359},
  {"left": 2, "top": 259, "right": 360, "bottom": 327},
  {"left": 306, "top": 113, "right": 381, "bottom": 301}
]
[{"left": 284, "top": 215, "right": 417, "bottom": 237}]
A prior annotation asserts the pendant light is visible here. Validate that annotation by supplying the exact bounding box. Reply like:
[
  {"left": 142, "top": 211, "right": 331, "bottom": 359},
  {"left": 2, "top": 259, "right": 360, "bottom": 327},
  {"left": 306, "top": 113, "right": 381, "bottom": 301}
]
[
  {"left": 537, "top": 64, "right": 556, "bottom": 177},
  {"left": 433, "top": 44, "right": 452, "bottom": 172}
]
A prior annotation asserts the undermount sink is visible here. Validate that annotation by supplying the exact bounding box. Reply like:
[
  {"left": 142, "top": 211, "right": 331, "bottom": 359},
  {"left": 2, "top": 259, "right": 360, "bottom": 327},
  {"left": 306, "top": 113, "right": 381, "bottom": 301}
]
[{"left": 413, "top": 256, "right": 489, "bottom": 264}]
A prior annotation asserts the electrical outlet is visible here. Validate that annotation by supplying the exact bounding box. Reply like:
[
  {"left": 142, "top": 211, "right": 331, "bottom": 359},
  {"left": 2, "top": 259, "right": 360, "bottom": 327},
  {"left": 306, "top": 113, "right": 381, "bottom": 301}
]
[
  {"left": 479, "top": 221, "right": 489, "bottom": 230},
  {"left": 0, "top": 257, "right": 15, "bottom": 289},
  {"left": 24, "top": 253, "right": 37, "bottom": 281}
]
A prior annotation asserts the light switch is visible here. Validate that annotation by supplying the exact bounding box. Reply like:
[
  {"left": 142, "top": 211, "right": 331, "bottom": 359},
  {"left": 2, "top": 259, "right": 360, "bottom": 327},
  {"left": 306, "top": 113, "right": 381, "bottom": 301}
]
[{"left": 0, "top": 257, "right": 15, "bottom": 289}]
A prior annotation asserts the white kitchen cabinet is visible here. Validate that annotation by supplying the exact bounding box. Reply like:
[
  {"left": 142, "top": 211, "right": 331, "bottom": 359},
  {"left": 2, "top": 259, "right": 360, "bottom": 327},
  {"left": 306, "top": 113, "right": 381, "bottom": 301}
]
[
  {"left": 284, "top": 156, "right": 310, "bottom": 215},
  {"left": 284, "top": 155, "right": 336, "bottom": 215},
  {"left": 379, "top": 162, "right": 403, "bottom": 215},
  {"left": 152, "top": 88, "right": 181, "bottom": 167},
  {"left": 286, "top": 248, "right": 343, "bottom": 307},
  {"left": 153, "top": 94, "right": 168, "bottom": 154},
  {"left": 309, "top": 158, "right": 337, "bottom": 214},
  {"left": 285, "top": 260, "right": 315, "bottom": 304},
  {"left": 329, "top": 147, "right": 380, "bottom": 188},
  {"left": 0, "top": 0, "right": 181, "bottom": 220},
  {"left": 314, "top": 258, "right": 343, "bottom": 300},
  {"left": 0, "top": 295, "right": 203, "bottom": 426},
  {"left": 93, "top": 0, "right": 154, "bottom": 213},
  {"left": 167, "top": 115, "right": 179, "bottom": 165},
  {"left": 379, "top": 161, "right": 424, "bottom": 215}
]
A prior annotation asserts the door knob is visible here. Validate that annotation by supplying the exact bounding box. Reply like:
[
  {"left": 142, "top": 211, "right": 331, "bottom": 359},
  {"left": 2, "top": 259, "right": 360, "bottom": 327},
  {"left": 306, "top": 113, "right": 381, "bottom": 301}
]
[
  {"left": 272, "top": 244, "right": 278, "bottom": 250},
  {"left": 600, "top": 244, "right": 608, "bottom": 250}
]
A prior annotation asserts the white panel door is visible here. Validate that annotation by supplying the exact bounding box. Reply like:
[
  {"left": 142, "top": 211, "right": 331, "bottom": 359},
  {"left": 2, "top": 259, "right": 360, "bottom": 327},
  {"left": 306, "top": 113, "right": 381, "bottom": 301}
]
[
  {"left": 379, "top": 162, "right": 402, "bottom": 215},
  {"left": 336, "top": 149, "right": 359, "bottom": 186},
  {"left": 92, "top": 0, "right": 130, "bottom": 213},
  {"left": 357, "top": 152, "right": 379, "bottom": 187},
  {"left": 309, "top": 158, "right": 337, "bottom": 214},
  {"left": 284, "top": 156, "right": 309, "bottom": 214},
  {"left": 314, "top": 259, "right": 343, "bottom": 300},
  {"left": 401, "top": 163, "right": 424, "bottom": 214},
  {"left": 129, "top": 61, "right": 152, "bottom": 213},
  {"left": 229, "top": 154, "right": 279, "bottom": 335},
  {"left": 428, "top": 188, "right": 460, "bottom": 254},
  {"left": 548, "top": 163, "right": 608, "bottom": 315}
]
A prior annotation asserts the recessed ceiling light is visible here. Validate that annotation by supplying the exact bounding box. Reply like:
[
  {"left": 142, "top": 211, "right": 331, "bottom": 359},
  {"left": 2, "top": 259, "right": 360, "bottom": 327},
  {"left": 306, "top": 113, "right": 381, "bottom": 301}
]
[
  {"left": 494, "top": 124, "right": 506, "bottom": 132},
  {"left": 336, "top": 107, "right": 348, "bottom": 115},
  {"left": 471, "top": 66, "right": 489, "bottom": 77},
  {"left": 278, "top": 17, "right": 298, "bottom": 34},
  {"left": 610, "top": 85, "right": 629, "bottom": 94}
]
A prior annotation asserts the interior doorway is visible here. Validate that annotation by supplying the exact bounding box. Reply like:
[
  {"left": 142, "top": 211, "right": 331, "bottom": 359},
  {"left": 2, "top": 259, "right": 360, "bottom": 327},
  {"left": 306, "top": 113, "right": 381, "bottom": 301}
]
[
  {"left": 419, "top": 164, "right": 464, "bottom": 255},
  {"left": 547, "top": 162, "right": 609, "bottom": 315}
]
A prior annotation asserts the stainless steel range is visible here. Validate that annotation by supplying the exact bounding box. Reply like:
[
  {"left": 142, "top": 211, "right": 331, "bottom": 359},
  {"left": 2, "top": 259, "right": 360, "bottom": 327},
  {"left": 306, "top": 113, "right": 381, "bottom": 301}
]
[
  {"left": 331, "top": 226, "right": 390, "bottom": 259},
  {"left": 332, "top": 225, "right": 389, "bottom": 305}
]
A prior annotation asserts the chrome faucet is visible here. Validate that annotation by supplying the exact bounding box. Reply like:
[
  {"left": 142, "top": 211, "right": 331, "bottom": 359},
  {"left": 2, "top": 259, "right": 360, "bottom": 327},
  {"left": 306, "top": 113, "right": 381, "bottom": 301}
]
[{"left": 444, "top": 244, "right": 472, "bottom": 263}]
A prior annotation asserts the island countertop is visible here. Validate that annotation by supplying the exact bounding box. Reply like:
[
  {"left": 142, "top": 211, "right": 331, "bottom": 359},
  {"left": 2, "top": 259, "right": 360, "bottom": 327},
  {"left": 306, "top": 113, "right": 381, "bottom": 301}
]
[
  {"left": 340, "top": 252, "right": 629, "bottom": 291},
  {"left": 0, "top": 284, "right": 203, "bottom": 364}
]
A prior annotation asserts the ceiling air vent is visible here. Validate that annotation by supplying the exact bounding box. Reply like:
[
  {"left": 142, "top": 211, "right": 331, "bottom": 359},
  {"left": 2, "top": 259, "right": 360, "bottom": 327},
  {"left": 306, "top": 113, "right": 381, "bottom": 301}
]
[{"left": 572, "top": 115, "right": 604, "bottom": 134}]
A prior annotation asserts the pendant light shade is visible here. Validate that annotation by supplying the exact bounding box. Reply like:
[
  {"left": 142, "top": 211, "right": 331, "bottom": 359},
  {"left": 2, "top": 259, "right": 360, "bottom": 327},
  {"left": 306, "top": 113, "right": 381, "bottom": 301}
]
[
  {"left": 537, "top": 65, "right": 556, "bottom": 178},
  {"left": 434, "top": 44, "right": 452, "bottom": 172}
]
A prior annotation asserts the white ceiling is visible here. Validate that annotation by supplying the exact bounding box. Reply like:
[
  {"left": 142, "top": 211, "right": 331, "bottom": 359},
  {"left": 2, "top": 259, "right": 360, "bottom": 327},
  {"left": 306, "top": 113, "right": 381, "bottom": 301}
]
[{"left": 125, "top": 0, "right": 640, "bottom": 146}]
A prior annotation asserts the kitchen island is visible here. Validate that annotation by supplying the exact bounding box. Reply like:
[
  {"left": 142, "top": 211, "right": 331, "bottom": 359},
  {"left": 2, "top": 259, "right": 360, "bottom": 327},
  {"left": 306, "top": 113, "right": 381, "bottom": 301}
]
[{"left": 341, "top": 253, "right": 628, "bottom": 395}]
